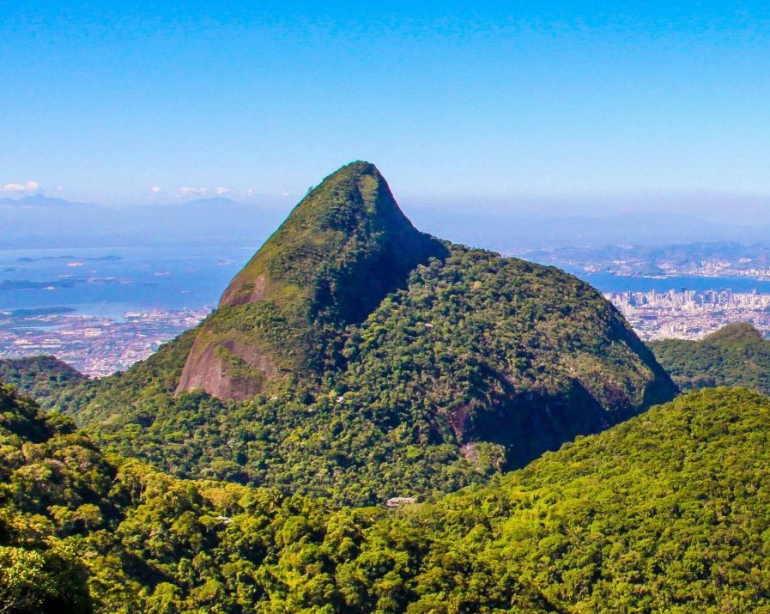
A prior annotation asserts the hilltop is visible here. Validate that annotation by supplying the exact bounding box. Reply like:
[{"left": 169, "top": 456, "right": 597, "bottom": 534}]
[
  {"left": 177, "top": 161, "right": 445, "bottom": 400},
  {"left": 52, "top": 161, "right": 675, "bottom": 505},
  {"left": 651, "top": 322, "right": 770, "bottom": 395},
  {"left": 0, "top": 356, "right": 86, "bottom": 407}
]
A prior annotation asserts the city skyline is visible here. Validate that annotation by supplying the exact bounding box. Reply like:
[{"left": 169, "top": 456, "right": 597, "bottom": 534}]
[{"left": 607, "top": 288, "right": 770, "bottom": 341}]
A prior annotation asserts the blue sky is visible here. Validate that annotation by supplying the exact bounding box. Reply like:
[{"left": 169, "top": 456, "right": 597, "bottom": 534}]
[{"left": 2, "top": 1, "right": 770, "bottom": 215}]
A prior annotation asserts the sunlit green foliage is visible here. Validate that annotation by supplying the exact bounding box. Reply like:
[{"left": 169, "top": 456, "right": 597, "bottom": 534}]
[
  {"left": 651, "top": 322, "right": 770, "bottom": 394},
  {"left": 0, "top": 383, "right": 108, "bottom": 613},
  {"left": 0, "top": 355, "right": 86, "bottom": 409},
  {"left": 3, "top": 383, "right": 770, "bottom": 612}
]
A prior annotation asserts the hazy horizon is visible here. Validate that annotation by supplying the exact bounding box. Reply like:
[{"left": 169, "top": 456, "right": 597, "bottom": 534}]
[
  {"left": 7, "top": 182, "right": 770, "bottom": 224},
  {"left": 5, "top": 185, "right": 770, "bottom": 252}
]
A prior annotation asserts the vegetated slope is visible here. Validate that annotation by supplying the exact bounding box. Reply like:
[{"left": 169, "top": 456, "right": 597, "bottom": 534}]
[
  {"left": 650, "top": 322, "right": 770, "bottom": 394},
  {"left": 0, "top": 355, "right": 86, "bottom": 408},
  {"left": 0, "top": 382, "right": 114, "bottom": 613},
  {"left": 56, "top": 161, "right": 675, "bottom": 505},
  {"left": 331, "top": 387, "right": 770, "bottom": 613},
  {"left": 328, "top": 245, "right": 673, "bottom": 473},
  {"left": 0, "top": 379, "right": 340, "bottom": 614},
  {"left": 4, "top": 383, "right": 770, "bottom": 613},
  {"left": 177, "top": 161, "right": 446, "bottom": 401}
]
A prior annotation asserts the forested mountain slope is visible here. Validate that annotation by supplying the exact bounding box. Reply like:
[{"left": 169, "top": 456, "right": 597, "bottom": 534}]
[
  {"left": 4, "top": 382, "right": 769, "bottom": 613},
  {"left": 0, "top": 355, "right": 86, "bottom": 408},
  {"left": 52, "top": 161, "right": 675, "bottom": 505},
  {"left": 651, "top": 322, "right": 770, "bottom": 394}
]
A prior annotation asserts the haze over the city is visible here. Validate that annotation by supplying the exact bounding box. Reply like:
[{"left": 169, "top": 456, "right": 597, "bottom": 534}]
[{"left": 3, "top": 0, "right": 770, "bottom": 226}]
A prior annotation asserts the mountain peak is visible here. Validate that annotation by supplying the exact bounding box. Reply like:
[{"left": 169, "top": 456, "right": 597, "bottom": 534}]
[
  {"left": 177, "top": 161, "right": 446, "bottom": 400},
  {"left": 330, "top": 159, "right": 378, "bottom": 175},
  {"left": 218, "top": 160, "right": 434, "bottom": 309}
]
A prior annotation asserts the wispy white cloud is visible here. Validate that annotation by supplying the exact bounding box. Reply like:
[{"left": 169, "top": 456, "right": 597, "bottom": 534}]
[
  {"left": 2, "top": 180, "right": 39, "bottom": 193},
  {"left": 215, "top": 187, "right": 229, "bottom": 196},
  {"left": 150, "top": 186, "right": 162, "bottom": 194},
  {"left": 179, "top": 187, "right": 207, "bottom": 197}
]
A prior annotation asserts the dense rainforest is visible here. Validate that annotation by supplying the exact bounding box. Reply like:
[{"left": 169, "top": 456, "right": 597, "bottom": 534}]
[
  {"left": 8, "top": 161, "right": 762, "bottom": 613},
  {"left": 3, "top": 381, "right": 770, "bottom": 613},
  {"left": 651, "top": 322, "right": 770, "bottom": 395},
  {"left": 42, "top": 162, "right": 674, "bottom": 506}
]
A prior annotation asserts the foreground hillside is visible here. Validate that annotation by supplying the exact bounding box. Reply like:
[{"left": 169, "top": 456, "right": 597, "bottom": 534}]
[
  {"left": 651, "top": 322, "right": 770, "bottom": 394},
  {"left": 53, "top": 162, "right": 675, "bottom": 505},
  {"left": 3, "top": 382, "right": 770, "bottom": 612}
]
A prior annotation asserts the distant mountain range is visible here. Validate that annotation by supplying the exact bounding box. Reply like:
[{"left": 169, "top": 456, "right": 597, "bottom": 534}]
[
  {"left": 4, "top": 192, "right": 770, "bottom": 250},
  {"left": 407, "top": 207, "right": 770, "bottom": 251},
  {"left": 0, "top": 194, "right": 288, "bottom": 248},
  {"left": 0, "top": 194, "right": 98, "bottom": 208}
]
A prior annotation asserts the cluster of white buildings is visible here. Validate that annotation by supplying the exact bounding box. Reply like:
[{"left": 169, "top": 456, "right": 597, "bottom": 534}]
[
  {"left": 606, "top": 289, "right": 770, "bottom": 341},
  {"left": 0, "top": 308, "right": 209, "bottom": 376}
]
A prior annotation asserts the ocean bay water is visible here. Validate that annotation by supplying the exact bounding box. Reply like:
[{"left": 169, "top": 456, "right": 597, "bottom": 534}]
[{"left": 0, "top": 245, "right": 257, "bottom": 316}]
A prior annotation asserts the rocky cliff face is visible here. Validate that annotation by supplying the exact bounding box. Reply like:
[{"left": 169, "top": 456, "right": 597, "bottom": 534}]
[
  {"left": 176, "top": 334, "right": 276, "bottom": 402},
  {"left": 176, "top": 161, "right": 446, "bottom": 400}
]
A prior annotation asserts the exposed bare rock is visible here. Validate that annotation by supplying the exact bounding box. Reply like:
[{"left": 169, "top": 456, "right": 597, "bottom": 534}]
[{"left": 176, "top": 335, "right": 276, "bottom": 401}]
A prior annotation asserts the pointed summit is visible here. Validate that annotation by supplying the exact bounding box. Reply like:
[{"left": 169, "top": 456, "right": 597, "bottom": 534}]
[
  {"left": 219, "top": 161, "right": 439, "bottom": 316},
  {"left": 177, "top": 161, "right": 446, "bottom": 400}
]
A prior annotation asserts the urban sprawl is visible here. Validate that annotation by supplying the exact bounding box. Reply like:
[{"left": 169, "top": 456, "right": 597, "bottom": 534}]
[
  {"left": 607, "top": 289, "right": 770, "bottom": 340},
  {"left": 0, "top": 308, "right": 210, "bottom": 377}
]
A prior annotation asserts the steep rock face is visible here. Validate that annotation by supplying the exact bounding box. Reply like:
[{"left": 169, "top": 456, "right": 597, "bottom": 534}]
[
  {"left": 176, "top": 334, "right": 276, "bottom": 402},
  {"left": 176, "top": 161, "right": 446, "bottom": 399}
]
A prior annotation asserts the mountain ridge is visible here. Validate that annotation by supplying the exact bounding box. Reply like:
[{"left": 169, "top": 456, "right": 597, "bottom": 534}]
[
  {"left": 52, "top": 161, "right": 676, "bottom": 505},
  {"left": 651, "top": 322, "right": 770, "bottom": 395}
]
